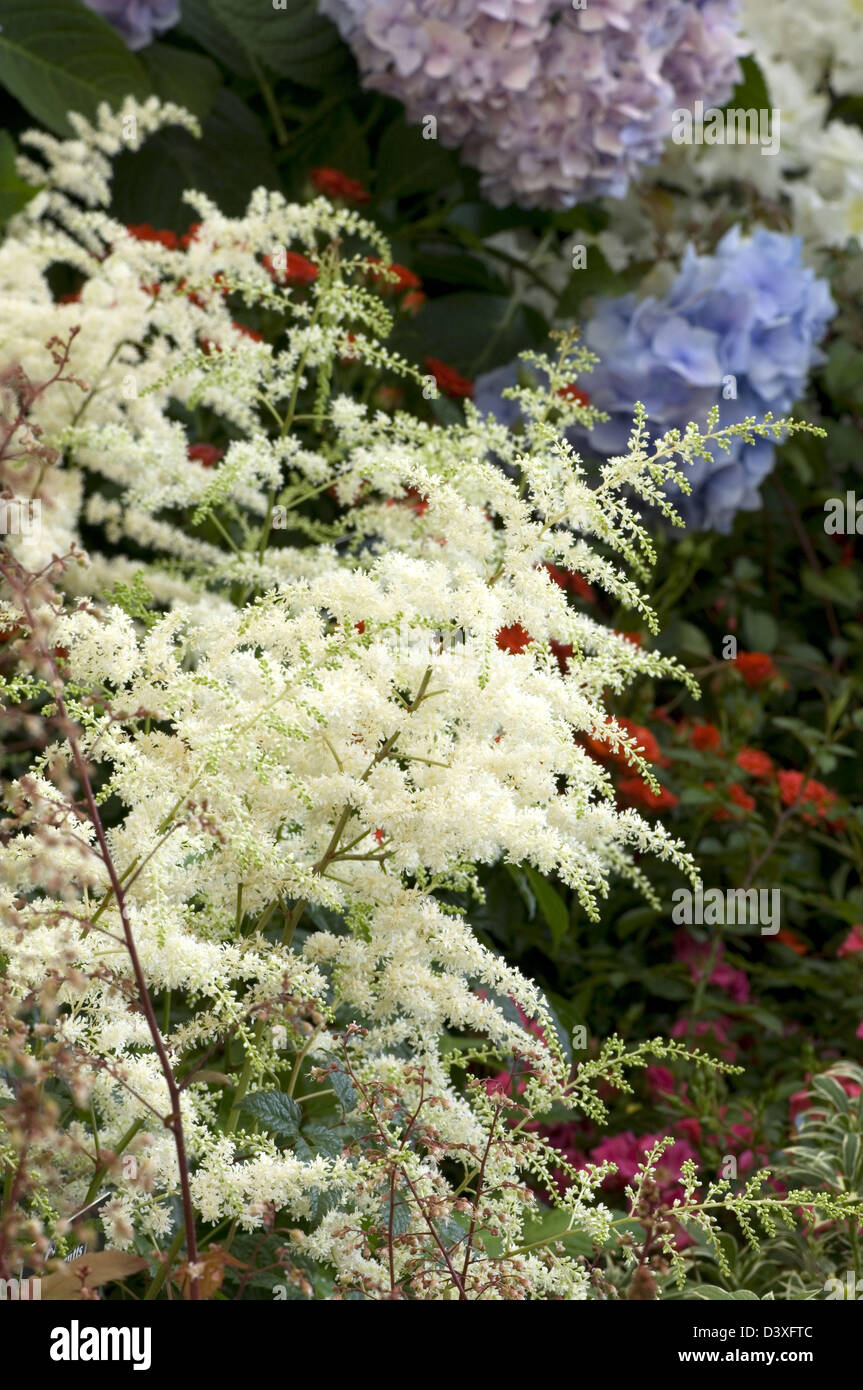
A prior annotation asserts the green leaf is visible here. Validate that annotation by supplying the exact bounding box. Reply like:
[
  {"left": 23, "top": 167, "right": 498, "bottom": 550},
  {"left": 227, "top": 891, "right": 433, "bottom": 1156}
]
[
  {"left": 742, "top": 610, "right": 778, "bottom": 653},
  {"left": 0, "top": 0, "right": 151, "bottom": 136},
  {"left": 823, "top": 340, "right": 863, "bottom": 406},
  {"left": 811, "top": 1074, "right": 851, "bottom": 1114},
  {"left": 519, "top": 1206, "right": 594, "bottom": 1258},
  {"left": 110, "top": 87, "right": 280, "bottom": 231},
  {"left": 239, "top": 1090, "right": 302, "bottom": 1137},
  {"left": 295, "top": 1123, "right": 346, "bottom": 1160},
  {"left": 0, "top": 130, "right": 38, "bottom": 225},
  {"left": 330, "top": 1068, "right": 358, "bottom": 1112},
  {"left": 394, "top": 291, "right": 546, "bottom": 375},
  {"left": 724, "top": 55, "right": 770, "bottom": 115},
  {"left": 175, "top": 0, "right": 255, "bottom": 76},
  {"left": 139, "top": 43, "right": 221, "bottom": 122},
  {"left": 802, "top": 565, "right": 862, "bottom": 608},
  {"left": 208, "top": 0, "right": 349, "bottom": 86},
  {"left": 692, "top": 1284, "right": 761, "bottom": 1300},
  {"left": 521, "top": 865, "right": 570, "bottom": 948},
  {"left": 374, "top": 116, "right": 462, "bottom": 201},
  {"left": 284, "top": 105, "right": 370, "bottom": 188}
]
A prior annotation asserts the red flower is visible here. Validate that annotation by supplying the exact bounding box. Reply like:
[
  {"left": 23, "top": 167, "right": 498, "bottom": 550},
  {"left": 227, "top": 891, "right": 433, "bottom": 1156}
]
[
  {"left": 617, "top": 718, "right": 660, "bottom": 763},
  {"left": 126, "top": 223, "right": 179, "bottom": 249},
  {"left": 187, "top": 443, "right": 225, "bottom": 468},
  {"left": 690, "top": 723, "right": 721, "bottom": 752},
  {"left": 366, "top": 258, "right": 422, "bottom": 292},
  {"left": 263, "top": 251, "right": 318, "bottom": 286},
  {"left": 311, "top": 167, "right": 370, "bottom": 203},
  {"left": 777, "top": 769, "right": 841, "bottom": 826},
  {"left": 496, "top": 623, "right": 532, "bottom": 655},
  {"left": 617, "top": 776, "right": 679, "bottom": 812},
  {"left": 727, "top": 781, "right": 755, "bottom": 813},
  {"left": 549, "top": 638, "right": 573, "bottom": 672},
  {"left": 736, "top": 747, "right": 773, "bottom": 778},
  {"left": 838, "top": 924, "right": 863, "bottom": 957},
  {"left": 386, "top": 485, "right": 428, "bottom": 516},
  {"left": 200, "top": 321, "right": 263, "bottom": 355},
  {"left": 585, "top": 718, "right": 660, "bottom": 766},
  {"left": 180, "top": 222, "right": 202, "bottom": 249},
  {"left": 424, "top": 356, "right": 474, "bottom": 400},
  {"left": 556, "top": 383, "right": 590, "bottom": 406},
  {"left": 401, "top": 289, "right": 426, "bottom": 314},
  {"left": 543, "top": 563, "right": 595, "bottom": 603},
  {"left": 733, "top": 650, "right": 779, "bottom": 687},
  {"left": 776, "top": 928, "right": 809, "bottom": 955},
  {"left": 614, "top": 629, "right": 642, "bottom": 646}
]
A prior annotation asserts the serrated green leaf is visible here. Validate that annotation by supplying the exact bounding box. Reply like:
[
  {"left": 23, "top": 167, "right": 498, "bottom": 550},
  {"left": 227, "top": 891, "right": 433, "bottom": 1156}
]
[
  {"left": 239, "top": 1089, "right": 302, "bottom": 1137},
  {"left": 330, "top": 1068, "right": 358, "bottom": 1112}
]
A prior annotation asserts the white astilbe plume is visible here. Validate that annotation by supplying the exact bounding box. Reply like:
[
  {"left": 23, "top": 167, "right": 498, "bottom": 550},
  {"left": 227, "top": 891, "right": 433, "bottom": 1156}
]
[{"left": 0, "top": 102, "right": 806, "bottom": 1298}]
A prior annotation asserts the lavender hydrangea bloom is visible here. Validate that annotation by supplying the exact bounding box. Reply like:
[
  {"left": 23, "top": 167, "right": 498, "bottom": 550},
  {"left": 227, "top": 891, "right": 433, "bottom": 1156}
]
[
  {"left": 476, "top": 228, "right": 836, "bottom": 532},
  {"left": 83, "top": 0, "right": 180, "bottom": 49},
  {"left": 320, "top": 0, "right": 744, "bottom": 208}
]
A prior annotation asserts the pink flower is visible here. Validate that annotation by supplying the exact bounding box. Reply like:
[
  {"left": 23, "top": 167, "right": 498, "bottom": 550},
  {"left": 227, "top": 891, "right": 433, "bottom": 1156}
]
[
  {"left": 645, "top": 1065, "right": 675, "bottom": 1096},
  {"left": 671, "top": 1016, "right": 738, "bottom": 1062},
  {"left": 673, "top": 933, "right": 749, "bottom": 1003},
  {"left": 838, "top": 924, "right": 863, "bottom": 957}
]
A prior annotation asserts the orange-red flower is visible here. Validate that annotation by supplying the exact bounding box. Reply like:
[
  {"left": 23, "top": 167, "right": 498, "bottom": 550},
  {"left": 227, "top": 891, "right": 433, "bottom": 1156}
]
[
  {"left": 736, "top": 747, "right": 774, "bottom": 778},
  {"left": 311, "top": 167, "right": 370, "bottom": 203},
  {"left": 617, "top": 777, "right": 679, "bottom": 813},
  {"left": 386, "top": 485, "right": 428, "bottom": 516},
  {"left": 707, "top": 780, "right": 755, "bottom": 818},
  {"left": 543, "top": 563, "right": 595, "bottom": 603},
  {"left": 402, "top": 289, "right": 426, "bottom": 314},
  {"left": 585, "top": 717, "right": 660, "bottom": 766},
  {"left": 727, "top": 781, "right": 755, "bottom": 812},
  {"left": 556, "top": 383, "right": 590, "bottom": 405},
  {"left": 775, "top": 927, "right": 809, "bottom": 955},
  {"left": 733, "top": 650, "right": 779, "bottom": 687},
  {"left": 366, "top": 258, "right": 422, "bottom": 292},
  {"left": 496, "top": 623, "right": 532, "bottom": 655},
  {"left": 777, "top": 769, "right": 841, "bottom": 826},
  {"left": 126, "top": 223, "right": 179, "bottom": 249},
  {"left": 263, "top": 251, "right": 318, "bottom": 286},
  {"left": 690, "top": 722, "right": 721, "bottom": 752},
  {"left": 424, "top": 356, "right": 474, "bottom": 399},
  {"left": 187, "top": 443, "right": 225, "bottom": 468}
]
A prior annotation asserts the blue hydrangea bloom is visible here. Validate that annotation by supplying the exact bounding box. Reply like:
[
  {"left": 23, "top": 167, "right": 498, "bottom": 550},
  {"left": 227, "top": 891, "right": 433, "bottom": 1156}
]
[
  {"left": 83, "top": 0, "right": 180, "bottom": 49},
  {"left": 475, "top": 228, "right": 836, "bottom": 532}
]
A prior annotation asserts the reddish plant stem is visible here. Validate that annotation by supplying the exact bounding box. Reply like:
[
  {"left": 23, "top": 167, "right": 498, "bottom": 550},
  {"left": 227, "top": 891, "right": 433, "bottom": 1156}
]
[{"left": 1, "top": 558, "right": 200, "bottom": 1299}]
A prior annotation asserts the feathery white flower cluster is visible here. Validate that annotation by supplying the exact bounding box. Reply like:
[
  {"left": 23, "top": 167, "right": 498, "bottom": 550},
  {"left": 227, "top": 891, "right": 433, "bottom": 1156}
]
[{"left": 0, "top": 102, "right": 798, "bottom": 1297}]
